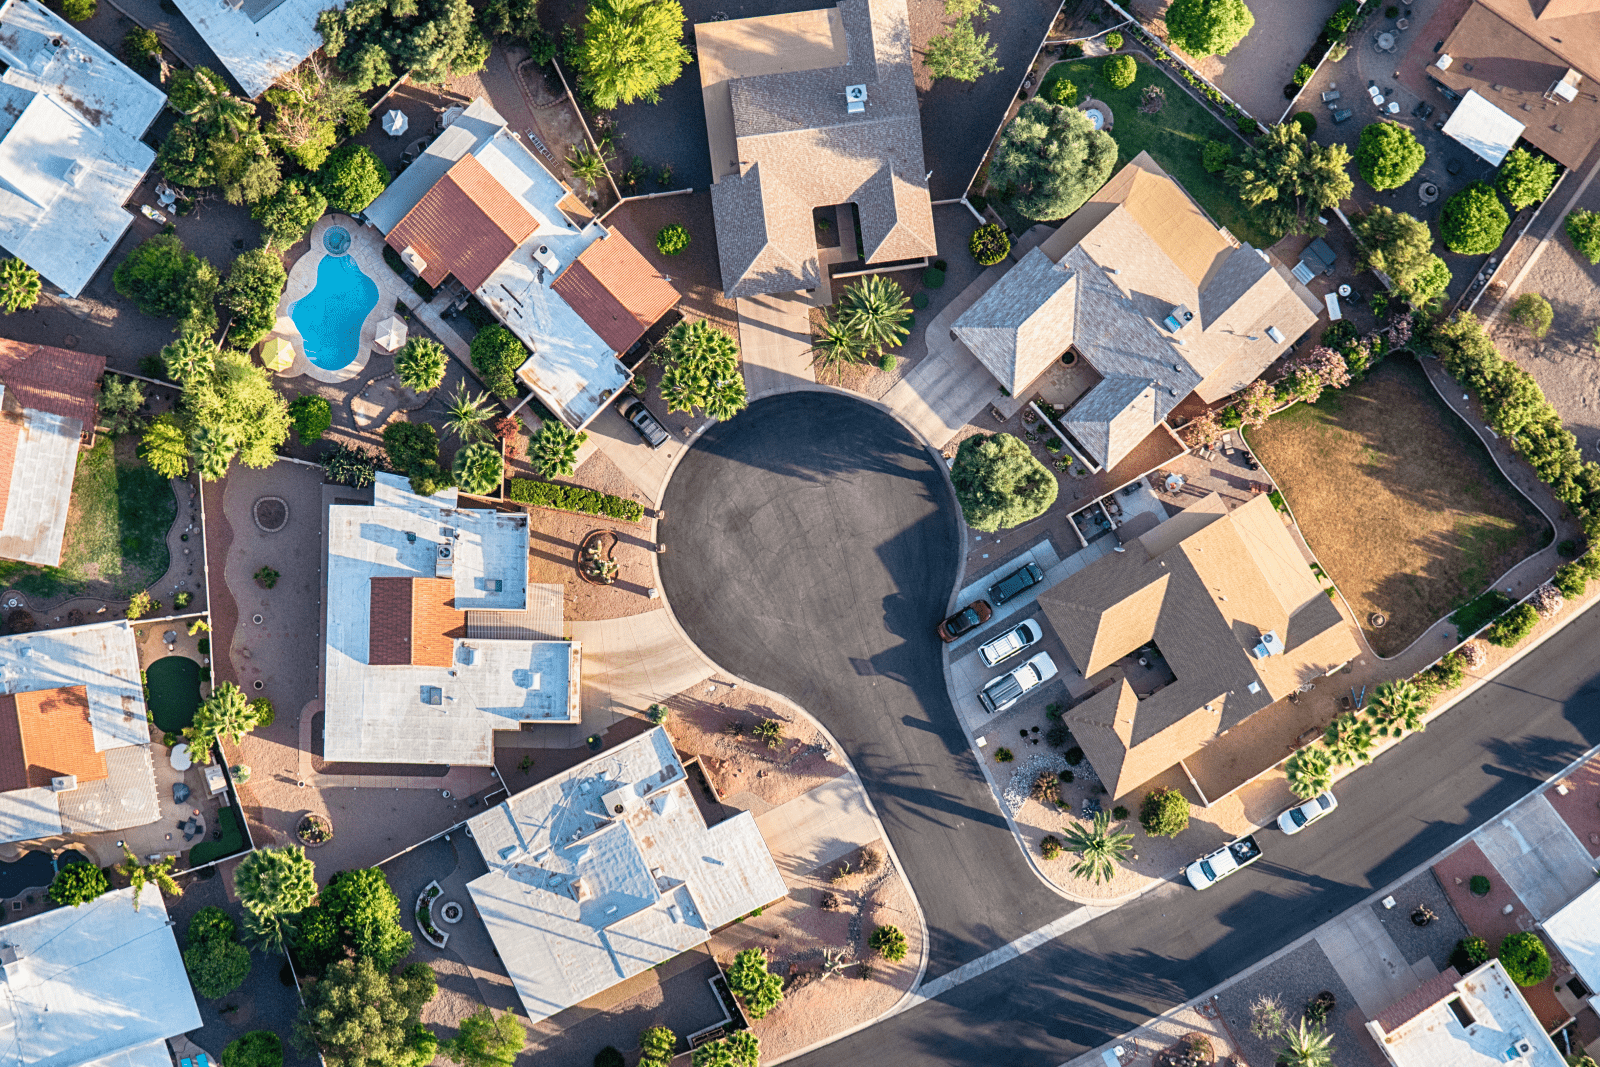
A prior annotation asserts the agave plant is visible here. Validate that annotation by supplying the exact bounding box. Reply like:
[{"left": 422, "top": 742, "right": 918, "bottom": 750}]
[
  {"left": 1277, "top": 1019, "right": 1335, "bottom": 1067},
  {"left": 838, "top": 275, "right": 911, "bottom": 356},
  {"left": 1060, "top": 810, "right": 1134, "bottom": 884},
  {"left": 1367, "top": 678, "right": 1426, "bottom": 737}
]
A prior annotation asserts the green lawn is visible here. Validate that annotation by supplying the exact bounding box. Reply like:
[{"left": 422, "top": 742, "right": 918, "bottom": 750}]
[
  {"left": 0, "top": 437, "right": 176, "bottom": 601},
  {"left": 189, "top": 806, "right": 248, "bottom": 866},
  {"left": 146, "top": 655, "right": 201, "bottom": 732},
  {"left": 1035, "top": 57, "right": 1277, "bottom": 249}
]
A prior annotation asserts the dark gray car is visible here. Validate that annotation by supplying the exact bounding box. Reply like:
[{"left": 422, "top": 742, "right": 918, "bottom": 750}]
[
  {"left": 618, "top": 396, "right": 669, "bottom": 448},
  {"left": 988, "top": 562, "right": 1044, "bottom": 605}
]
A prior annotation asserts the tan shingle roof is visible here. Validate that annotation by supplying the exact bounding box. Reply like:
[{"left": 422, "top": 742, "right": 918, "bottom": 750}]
[
  {"left": 369, "top": 577, "right": 464, "bottom": 668},
  {"left": 551, "top": 231, "right": 680, "bottom": 353},
  {"left": 386, "top": 154, "right": 539, "bottom": 290},
  {"left": 1039, "top": 493, "right": 1361, "bottom": 798}
]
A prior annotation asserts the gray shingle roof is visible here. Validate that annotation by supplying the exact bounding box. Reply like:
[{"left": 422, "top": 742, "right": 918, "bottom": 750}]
[
  {"left": 701, "top": 0, "right": 936, "bottom": 298},
  {"left": 951, "top": 155, "right": 1319, "bottom": 468}
]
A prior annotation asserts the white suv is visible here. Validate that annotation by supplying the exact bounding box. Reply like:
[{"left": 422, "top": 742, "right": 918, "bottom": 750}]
[
  {"left": 978, "top": 619, "right": 1043, "bottom": 667},
  {"left": 978, "top": 652, "right": 1057, "bottom": 714}
]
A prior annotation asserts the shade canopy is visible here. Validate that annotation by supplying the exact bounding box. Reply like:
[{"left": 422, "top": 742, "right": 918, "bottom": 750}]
[
  {"left": 1441, "top": 89, "right": 1525, "bottom": 166},
  {"left": 261, "top": 337, "right": 294, "bottom": 371},
  {"left": 383, "top": 109, "right": 409, "bottom": 136},
  {"left": 374, "top": 316, "right": 408, "bottom": 352}
]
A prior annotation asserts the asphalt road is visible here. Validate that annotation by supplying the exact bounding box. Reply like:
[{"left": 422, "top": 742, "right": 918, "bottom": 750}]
[{"left": 659, "top": 392, "right": 1600, "bottom": 1066}]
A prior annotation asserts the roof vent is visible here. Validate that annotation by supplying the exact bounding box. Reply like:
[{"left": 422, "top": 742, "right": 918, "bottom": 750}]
[
  {"left": 845, "top": 84, "right": 867, "bottom": 114},
  {"left": 531, "top": 244, "right": 560, "bottom": 274},
  {"left": 600, "top": 785, "right": 633, "bottom": 816},
  {"left": 1251, "top": 631, "right": 1284, "bottom": 659},
  {"left": 63, "top": 159, "right": 86, "bottom": 187},
  {"left": 1266, "top": 326, "right": 1284, "bottom": 343},
  {"left": 400, "top": 245, "right": 428, "bottom": 274},
  {"left": 421, "top": 686, "right": 443, "bottom": 705},
  {"left": 1247, "top": 681, "right": 1261, "bottom": 695}
]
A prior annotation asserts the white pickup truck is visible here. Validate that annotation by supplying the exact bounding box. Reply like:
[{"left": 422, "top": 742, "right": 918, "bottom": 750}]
[{"left": 1184, "top": 834, "right": 1262, "bottom": 890}]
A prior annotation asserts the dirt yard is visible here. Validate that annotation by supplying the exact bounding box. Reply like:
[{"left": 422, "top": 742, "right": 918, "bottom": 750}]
[{"left": 1248, "top": 356, "right": 1550, "bottom": 656}]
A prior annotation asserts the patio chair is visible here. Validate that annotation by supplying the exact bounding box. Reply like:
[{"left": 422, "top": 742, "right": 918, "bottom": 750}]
[
  {"left": 198, "top": 1055, "right": 209, "bottom": 1067},
  {"left": 181, "top": 1058, "right": 192, "bottom": 1067}
]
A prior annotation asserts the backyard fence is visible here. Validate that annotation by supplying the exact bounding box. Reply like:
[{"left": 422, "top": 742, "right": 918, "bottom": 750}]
[
  {"left": 1098, "top": 0, "right": 1266, "bottom": 138},
  {"left": 1462, "top": 168, "right": 1573, "bottom": 317},
  {"left": 1276, "top": 0, "right": 1375, "bottom": 126}
]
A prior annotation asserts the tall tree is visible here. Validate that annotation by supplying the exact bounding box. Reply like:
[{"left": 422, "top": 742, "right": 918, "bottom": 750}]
[
  {"left": 182, "top": 351, "right": 293, "bottom": 473},
  {"left": 1355, "top": 121, "right": 1426, "bottom": 191},
  {"left": 221, "top": 246, "right": 287, "bottom": 350},
  {"left": 988, "top": 101, "right": 1117, "bottom": 221},
  {"left": 0, "top": 258, "right": 41, "bottom": 313},
  {"left": 573, "top": 0, "right": 691, "bottom": 109},
  {"left": 253, "top": 179, "right": 328, "bottom": 251},
  {"left": 1496, "top": 147, "right": 1558, "bottom": 210},
  {"left": 294, "top": 957, "right": 438, "bottom": 1067},
  {"left": 140, "top": 413, "right": 191, "bottom": 479},
  {"left": 116, "top": 848, "right": 181, "bottom": 909},
  {"left": 235, "top": 846, "right": 320, "bottom": 920},
  {"left": 838, "top": 275, "right": 912, "bottom": 357},
  {"left": 1350, "top": 206, "right": 1450, "bottom": 308},
  {"left": 1226, "top": 122, "right": 1353, "bottom": 238},
  {"left": 924, "top": 17, "right": 1002, "bottom": 82},
  {"left": 950, "top": 432, "right": 1058, "bottom": 531},
  {"left": 394, "top": 338, "right": 447, "bottom": 392},
  {"left": 184, "top": 682, "right": 265, "bottom": 760},
  {"left": 319, "top": 0, "right": 488, "bottom": 89},
  {"left": 266, "top": 56, "right": 369, "bottom": 171},
  {"left": 527, "top": 421, "right": 586, "bottom": 478},
  {"left": 114, "top": 234, "right": 220, "bottom": 336},
  {"left": 1164, "top": 0, "right": 1255, "bottom": 57},
  {"left": 443, "top": 386, "right": 494, "bottom": 443},
  {"left": 657, "top": 319, "right": 747, "bottom": 421},
  {"left": 1060, "top": 810, "right": 1134, "bottom": 884},
  {"left": 1441, "top": 181, "right": 1509, "bottom": 254}
]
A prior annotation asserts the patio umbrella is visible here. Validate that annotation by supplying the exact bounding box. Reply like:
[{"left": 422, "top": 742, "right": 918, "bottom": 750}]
[
  {"left": 383, "top": 109, "right": 409, "bottom": 136},
  {"left": 374, "top": 316, "right": 407, "bottom": 352},
  {"left": 260, "top": 337, "right": 294, "bottom": 371}
]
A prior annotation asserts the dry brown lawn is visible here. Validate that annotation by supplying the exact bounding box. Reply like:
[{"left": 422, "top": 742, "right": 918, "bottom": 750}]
[{"left": 1248, "top": 356, "right": 1549, "bottom": 656}]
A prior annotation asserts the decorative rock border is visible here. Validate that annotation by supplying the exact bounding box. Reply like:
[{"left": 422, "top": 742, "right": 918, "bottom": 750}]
[
  {"left": 439, "top": 900, "right": 463, "bottom": 924},
  {"left": 415, "top": 881, "right": 448, "bottom": 948},
  {"left": 252, "top": 496, "right": 289, "bottom": 533}
]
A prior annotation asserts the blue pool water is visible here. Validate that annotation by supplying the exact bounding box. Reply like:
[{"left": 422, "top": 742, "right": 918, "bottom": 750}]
[
  {"left": 323, "top": 225, "right": 351, "bottom": 255},
  {"left": 291, "top": 253, "right": 379, "bottom": 371}
]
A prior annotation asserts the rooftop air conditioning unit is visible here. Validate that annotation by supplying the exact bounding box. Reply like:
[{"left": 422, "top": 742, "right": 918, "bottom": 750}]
[
  {"left": 1162, "top": 305, "right": 1194, "bottom": 332},
  {"left": 1251, "top": 631, "right": 1284, "bottom": 659},
  {"left": 401, "top": 246, "right": 428, "bottom": 274},
  {"left": 845, "top": 84, "right": 867, "bottom": 114},
  {"left": 600, "top": 786, "right": 633, "bottom": 816},
  {"left": 531, "top": 245, "right": 560, "bottom": 274},
  {"left": 1266, "top": 326, "right": 1285, "bottom": 343},
  {"left": 435, "top": 541, "right": 453, "bottom": 578},
  {"left": 50, "top": 775, "right": 75, "bottom": 792},
  {"left": 1435, "top": 54, "right": 1452, "bottom": 70}
]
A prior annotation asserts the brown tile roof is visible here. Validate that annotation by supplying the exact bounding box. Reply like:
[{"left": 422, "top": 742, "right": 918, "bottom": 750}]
[
  {"left": 0, "top": 413, "right": 18, "bottom": 539},
  {"left": 551, "top": 233, "right": 680, "bottom": 353},
  {"left": 1432, "top": 1, "right": 1600, "bottom": 168},
  {"left": 0, "top": 686, "right": 110, "bottom": 789},
  {"left": 386, "top": 154, "right": 539, "bottom": 291},
  {"left": 0, "top": 338, "right": 105, "bottom": 427},
  {"left": 1371, "top": 967, "right": 1463, "bottom": 1034},
  {"left": 368, "top": 577, "right": 464, "bottom": 668}
]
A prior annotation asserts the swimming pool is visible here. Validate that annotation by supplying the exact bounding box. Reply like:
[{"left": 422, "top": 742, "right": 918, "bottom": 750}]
[{"left": 290, "top": 253, "right": 379, "bottom": 371}]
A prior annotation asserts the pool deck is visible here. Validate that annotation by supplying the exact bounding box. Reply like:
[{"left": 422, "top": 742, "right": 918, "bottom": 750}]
[{"left": 272, "top": 215, "right": 413, "bottom": 385}]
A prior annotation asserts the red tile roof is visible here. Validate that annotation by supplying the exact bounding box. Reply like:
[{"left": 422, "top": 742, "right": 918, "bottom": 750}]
[
  {"left": 0, "top": 339, "right": 106, "bottom": 427},
  {"left": 552, "top": 232, "right": 680, "bottom": 353},
  {"left": 1371, "top": 967, "right": 1463, "bottom": 1035},
  {"left": 368, "top": 577, "right": 464, "bottom": 668},
  {"left": 0, "top": 686, "right": 109, "bottom": 791},
  {"left": 386, "top": 155, "right": 540, "bottom": 291}
]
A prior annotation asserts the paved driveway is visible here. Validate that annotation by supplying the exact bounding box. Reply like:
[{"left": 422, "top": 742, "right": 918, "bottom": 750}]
[{"left": 657, "top": 392, "right": 1072, "bottom": 977}]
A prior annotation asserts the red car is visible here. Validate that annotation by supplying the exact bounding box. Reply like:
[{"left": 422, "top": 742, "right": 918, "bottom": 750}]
[{"left": 938, "top": 600, "right": 992, "bottom": 642}]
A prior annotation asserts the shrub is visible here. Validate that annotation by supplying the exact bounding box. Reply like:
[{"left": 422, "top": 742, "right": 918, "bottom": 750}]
[
  {"left": 655, "top": 223, "right": 690, "bottom": 256},
  {"left": 1292, "top": 111, "right": 1317, "bottom": 135},
  {"left": 125, "top": 591, "right": 158, "bottom": 620},
  {"left": 1326, "top": 0, "right": 1358, "bottom": 35},
  {"left": 113, "top": 233, "right": 220, "bottom": 335},
  {"left": 1139, "top": 788, "right": 1190, "bottom": 837},
  {"left": 1498, "top": 932, "right": 1552, "bottom": 986},
  {"left": 1166, "top": 0, "right": 1254, "bottom": 56},
  {"left": 468, "top": 324, "right": 526, "bottom": 400},
  {"left": 1064, "top": 745, "right": 1084, "bottom": 765},
  {"left": 61, "top": 0, "right": 95, "bottom": 19},
  {"left": 123, "top": 26, "right": 162, "bottom": 67},
  {"left": 752, "top": 718, "right": 783, "bottom": 747},
  {"left": 969, "top": 223, "right": 1010, "bottom": 266},
  {"left": 1356, "top": 122, "right": 1426, "bottom": 191},
  {"left": 923, "top": 267, "right": 946, "bottom": 288},
  {"left": 224, "top": 1033, "right": 283, "bottom": 1067},
  {"left": 1496, "top": 147, "right": 1558, "bottom": 210},
  {"left": 1293, "top": 63, "right": 1314, "bottom": 86},
  {"left": 1486, "top": 604, "right": 1538, "bottom": 647},
  {"left": 48, "top": 861, "right": 109, "bottom": 906},
  {"left": 183, "top": 910, "right": 251, "bottom": 998},
  {"left": 288, "top": 394, "right": 331, "bottom": 445},
  {"left": 1509, "top": 292, "right": 1553, "bottom": 339},
  {"left": 1567, "top": 208, "right": 1600, "bottom": 264},
  {"left": 994, "top": 747, "right": 1014, "bottom": 762},
  {"left": 1047, "top": 77, "right": 1077, "bottom": 106},
  {"left": 1451, "top": 935, "right": 1491, "bottom": 973},
  {"left": 726, "top": 948, "right": 784, "bottom": 1019},
  {"left": 506, "top": 478, "right": 644, "bottom": 521},
  {"left": 1201, "top": 139, "right": 1233, "bottom": 173},
  {"left": 950, "top": 432, "right": 1058, "bottom": 531},
  {"left": 1442, "top": 182, "right": 1510, "bottom": 254},
  {"left": 1554, "top": 561, "right": 1588, "bottom": 598},
  {"left": 1040, "top": 834, "right": 1063, "bottom": 860},
  {"left": 323, "top": 443, "right": 380, "bottom": 488},
  {"left": 254, "top": 566, "right": 279, "bottom": 589},
  {"left": 638, "top": 1027, "right": 676, "bottom": 1067},
  {"left": 1450, "top": 589, "right": 1511, "bottom": 635},
  {"left": 1104, "top": 31, "right": 1123, "bottom": 48},
  {"left": 318, "top": 144, "right": 390, "bottom": 213},
  {"left": 1103, "top": 54, "right": 1136, "bottom": 90},
  {"left": 0, "top": 257, "right": 41, "bottom": 314},
  {"left": 869, "top": 924, "right": 908, "bottom": 961},
  {"left": 1470, "top": 874, "right": 1492, "bottom": 896}
]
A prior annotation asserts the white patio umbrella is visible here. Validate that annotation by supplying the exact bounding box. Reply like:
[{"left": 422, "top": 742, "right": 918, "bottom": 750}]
[
  {"left": 374, "top": 316, "right": 408, "bottom": 352},
  {"left": 383, "top": 109, "right": 409, "bottom": 136}
]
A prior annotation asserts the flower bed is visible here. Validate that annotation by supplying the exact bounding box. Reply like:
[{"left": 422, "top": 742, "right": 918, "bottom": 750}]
[{"left": 415, "top": 881, "right": 447, "bottom": 948}]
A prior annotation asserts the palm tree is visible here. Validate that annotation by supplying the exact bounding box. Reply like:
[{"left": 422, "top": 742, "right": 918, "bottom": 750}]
[
  {"left": 1060, "top": 810, "right": 1134, "bottom": 884},
  {"left": 809, "top": 311, "right": 866, "bottom": 374},
  {"left": 116, "top": 847, "right": 181, "bottom": 910},
  {"left": 160, "top": 331, "right": 215, "bottom": 386},
  {"left": 443, "top": 386, "right": 493, "bottom": 443},
  {"left": 1368, "top": 678, "right": 1426, "bottom": 737},
  {"left": 838, "top": 275, "right": 911, "bottom": 356},
  {"left": 1323, "top": 710, "right": 1375, "bottom": 766},
  {"left": 565, "top": 144, "right": 612, "bottom": 197},
  {"left": 190, "top": 423, "right": 235, "bottom": 481},
  {"left": 1286, "top": 744, "right": 1333, "bottom": 799},
  {"left": 1278, "top": 1019, "right": 1335, "bottom": 1067},
  {"left": 181, "top": 68, "right": 253, "bottom": 139},
  {"left": 529, "top": 421, "right": 586, "bottom": 478}
]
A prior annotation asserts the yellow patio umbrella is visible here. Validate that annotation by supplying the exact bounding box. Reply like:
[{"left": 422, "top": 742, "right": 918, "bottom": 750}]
[{"left": 261, "top": 337, "right": 294, "bottom": 372}]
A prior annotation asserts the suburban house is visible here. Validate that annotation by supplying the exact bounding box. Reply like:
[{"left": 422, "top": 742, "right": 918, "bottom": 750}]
[
  {"left": 1428, "top": 0, "right": 1600, "bottom": 168},
  {"left": 322, "top": 473, "right": 581, "bottom": 766},
  {"left": 951, "top": 153, "right": 1320, "bottom": 473},
  {"left": 1365, "top": 960, "right": 1566, "bottom": 1067},
  {"left": 466, "top": 727, "right": 787, "bottom": 1024},
  {"left": 694, "top": 0, "right": 937, "bottom": 299},
  {"left": 168, "top": 0, "right": 333, "bottom": 98},
  {"left": 0, "top": 0, "right": 166, "bottom": 298},
  {"left": 1036, "top": 491, "right": 1360, "bottom": 803},
  {"left": 0, "top": 340, "right": 104, "bottom": 567},
  {"left": 363, "top": 99, "right": 679, "bottom": 430},
  {"left": 1542, "top": 878, "right": 1600, "bottom": 1014},
  {"left": 0, "top": 620, "right": 162, "bottom": 845},
  {"left": 0, "top": 885, "right": 201, "bottom": 1067}
]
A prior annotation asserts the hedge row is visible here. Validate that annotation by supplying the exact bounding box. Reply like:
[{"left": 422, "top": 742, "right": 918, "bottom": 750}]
[{"left": 507, "top": 478, "right": 644, "bottom": 522}]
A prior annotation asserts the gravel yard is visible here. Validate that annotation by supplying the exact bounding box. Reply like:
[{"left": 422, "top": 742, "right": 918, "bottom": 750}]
[{"left": 1215, "top": 939, "right": 1371, "bottom": 1067}]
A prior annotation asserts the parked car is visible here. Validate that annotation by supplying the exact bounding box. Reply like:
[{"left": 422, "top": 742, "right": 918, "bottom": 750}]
[
  {"left": 978, "top": 651, "right": 1057, "bottom": 714},
  {"left": 1277, "top": 791, "right": 1338, "bottom": 835},
  {"left": 617, "top": 396, "right": 669, "bottom": 448},
  {"left": 1332, "top": 108, "right": 1354, "bottom": 124},
  {"left": 988, "top": 562, "right": 1044, "bottom": 605},
  {"left": 978, "top": 619, "right": 1043, "bottom": 667},
  {"left": 938, "top": 600, "right": 992, "bottom": 642},
  {"left": 1185, "top": 834, "right": 1263, "bottom": 890}
]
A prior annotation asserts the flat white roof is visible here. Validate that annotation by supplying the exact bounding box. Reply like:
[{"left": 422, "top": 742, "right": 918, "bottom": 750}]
[
  {"left": 1441, "top": 89, "right": 1527, "bottom": 167},
  {"left": 1368, "top": 960, "right": 1565, "bottom": 1067},
  {"left": 0, "top": 0, "right": 166, "bottom": 297},
  {"left": 0, "top": 399, "right": 79, "bottom": 566},
  {"left": 466, "top": 728, "right": 787, "bottom": 1023},
  {"left": 323, "top": 473, "right": 577, "bottom": 765},
  {"left": 0, "top": 886, "right": 201, "bottom": 1067},
  {"left": 1543, "top": 877, "right": 1600, "bottom": 998},
  {"left": 169, "top": 0, "right": 339, "bottom": 97}
]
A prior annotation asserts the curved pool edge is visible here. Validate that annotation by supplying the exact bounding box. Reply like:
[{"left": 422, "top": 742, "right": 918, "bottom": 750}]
[{"left": 269, "top": 215, "right": 395, "bottom": 384}]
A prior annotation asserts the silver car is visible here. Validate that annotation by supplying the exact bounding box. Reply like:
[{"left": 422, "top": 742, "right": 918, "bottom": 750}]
[
  {"left": 978, "top": 651, "right": 1057, "bottom": 714},
  {"left": 978, "top": 619, "right": 1043, "bottom": 667},
  {"left": 1277, "top": 791, "right": 1338, "bottom": 835}
]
